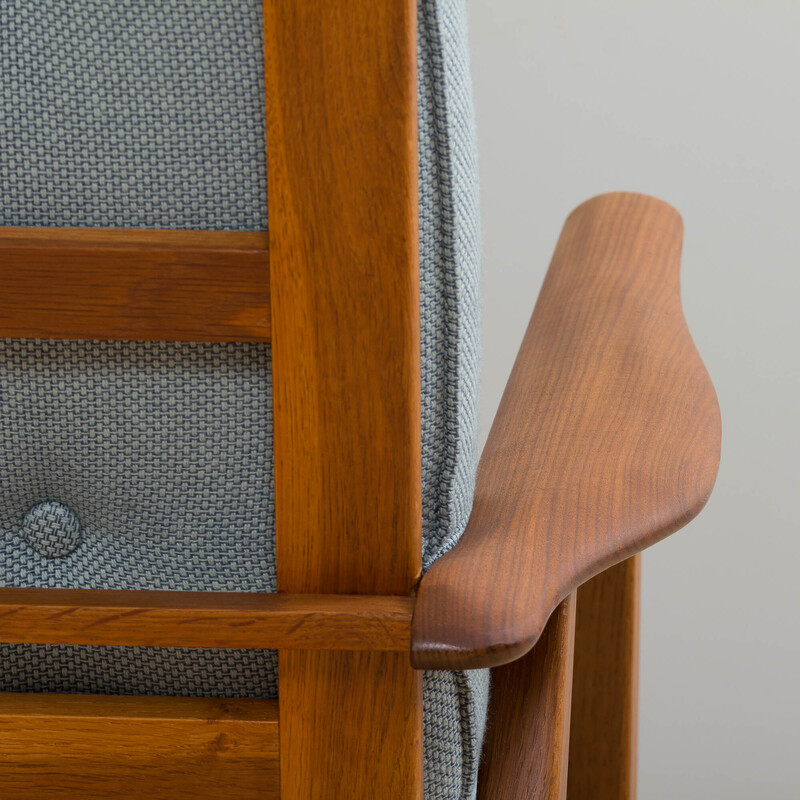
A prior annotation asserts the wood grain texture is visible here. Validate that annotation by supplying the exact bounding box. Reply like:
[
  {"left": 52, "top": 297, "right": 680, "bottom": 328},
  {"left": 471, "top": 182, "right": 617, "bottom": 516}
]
[
  {"left": 265, "top": 0, "right": 421, "bottom": 596},
  {"left": 0, "top": 693, "right": 278, "bottom": 799},
  {"left": 0, "top": 588, "right": 412, "bottom": 651},
  {"left": 264, "top": 1, "right": 423, "bottom": 797},
  {"left": 412, "top": 192, "right": 721, "bottom": 669},
  {"left": 0, "top": 227, "right": 269, "bottom": 341},
  {"left": 568, "top": 555, "right": 641, "bottom": 800},
  {"left": 279, "top": 650, "right": 423, "bottom": 799},
  {"left": 478, "top": 594, "right": 576, "bottom": 800}
]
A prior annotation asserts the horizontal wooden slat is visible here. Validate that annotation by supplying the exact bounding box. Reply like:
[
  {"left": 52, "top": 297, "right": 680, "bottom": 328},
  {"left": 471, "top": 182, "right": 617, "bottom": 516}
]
[
  {"left": 0, "top": 227, "right": 270, "bottom": 341},
  {"left": 0, "top": 693, "right": 278, "bottom": 799},
  {"left": 0, "top": 588, "right": 412, "bottom": 651}
]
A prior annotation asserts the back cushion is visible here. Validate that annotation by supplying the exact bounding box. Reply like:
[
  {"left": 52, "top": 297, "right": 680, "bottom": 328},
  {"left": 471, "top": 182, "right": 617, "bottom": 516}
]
[{"left": 0, "top": 0, "right": 268, "bottom": 229}]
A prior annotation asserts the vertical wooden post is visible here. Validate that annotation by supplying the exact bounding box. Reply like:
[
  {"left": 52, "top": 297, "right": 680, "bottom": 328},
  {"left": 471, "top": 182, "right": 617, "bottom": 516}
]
[
  {"left": 568, "top": 555, "right": 641, "bottom": 800},
  {"left": 263, "top": 1, "right": 423, "bottom": 798},
  {"left": 478, "top": 594, "right": 576, "bottom": 800}
]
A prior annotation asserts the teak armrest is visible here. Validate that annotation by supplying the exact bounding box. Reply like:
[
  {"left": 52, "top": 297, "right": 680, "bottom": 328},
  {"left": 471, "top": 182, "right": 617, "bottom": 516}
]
[{"left": 412, "top": 192, "right": 721, "bottom": 670}]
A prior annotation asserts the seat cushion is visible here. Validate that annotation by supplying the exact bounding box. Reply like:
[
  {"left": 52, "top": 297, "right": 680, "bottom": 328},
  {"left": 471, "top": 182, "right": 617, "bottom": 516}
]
[{"left": 0, "top": 1, "right": 487, "bottom": 797}]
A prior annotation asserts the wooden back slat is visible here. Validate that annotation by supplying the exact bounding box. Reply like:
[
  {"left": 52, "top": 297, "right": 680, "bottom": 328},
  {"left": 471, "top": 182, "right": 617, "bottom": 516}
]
[
  {"left": 0, "top": 694, "right": 278, "bottom": 800},
  {"left": 266, "top": 0, "right": 422, "bottom": 597},
  {"left": 0, "top": 228, "right": 269, "bottom": 341},
  {"left": 264, "top": 1, "right": 424, "bottom": 797},
  {"left": 0, "top": 588, "right": 413, "bottom": 652}
]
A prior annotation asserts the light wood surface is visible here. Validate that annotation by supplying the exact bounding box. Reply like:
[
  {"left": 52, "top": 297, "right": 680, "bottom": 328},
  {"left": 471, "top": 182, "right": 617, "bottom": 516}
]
[
  {"left": 478, "top": 594, "right": 576, "bottom": 800},
  {"left": 264, "top": 0, "right": 423, "bottom": 797},
  {"left": 0, "top": 588, "right": 412, "bottom": 651},
  {"left": 0, "top": 693, "right": 278, "bottom": 799},
  {"left": 568, "top": 555, "right": 641, "bottom": 800},
  {"left": 0, "top": 227, "right": 269, "bottom": 341},
  {"left": 412, "top": 192, "right": 721, "bottom": 669}
]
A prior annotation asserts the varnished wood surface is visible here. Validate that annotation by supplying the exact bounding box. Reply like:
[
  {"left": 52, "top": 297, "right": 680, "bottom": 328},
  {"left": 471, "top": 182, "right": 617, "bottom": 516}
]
[
  {"left": 264, "top": 0, "right": 424, "bottom": 797},
  {"left": 266, "top": 0, "right": 421, "bottom": 597},
  {"left": 568, "top": 555, "right": 641, "bottom": 800},
  {"left": 0, "top": 588, "right": 413, "bottom": 651},
  {"left": 0, "top": 227, "right": 269, "bottom": 341},
  {"left": 280, "top": 650, "right": 423, "bottom": 799},
  {"left": 0, "top": 693, "right": 278, "bottom": 799},
  {"left": 478, "top": 594, "right": 576, "bottom": 800},
  {"left": 412, "top": 192, "right": 721, "bottom": 669}
]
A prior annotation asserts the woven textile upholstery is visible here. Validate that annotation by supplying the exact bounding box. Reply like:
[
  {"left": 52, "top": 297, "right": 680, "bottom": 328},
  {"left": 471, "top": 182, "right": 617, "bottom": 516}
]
[
  {"left": 0, "top": 1, "right": 487, "bottom": 798},
  {"left": 20, "top": 501, "right": 85, "bottom": 559}
]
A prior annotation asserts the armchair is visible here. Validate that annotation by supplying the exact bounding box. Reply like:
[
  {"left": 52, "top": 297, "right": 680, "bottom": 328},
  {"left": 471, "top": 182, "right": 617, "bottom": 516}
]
[{"left": 0, "top": 1, "right": 719, "bottom": 798}]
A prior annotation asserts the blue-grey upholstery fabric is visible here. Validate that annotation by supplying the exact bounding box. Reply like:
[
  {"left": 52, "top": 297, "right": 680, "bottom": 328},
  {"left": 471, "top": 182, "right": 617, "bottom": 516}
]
[
  {"left": 417, "top": 2, "right": 488, "bottom": 797},
  {"left": 0, "top": 1, "right": 487, "bottom": 797},
  {"left": 0, "top": 0, "right": 267, "bottom": 229}
]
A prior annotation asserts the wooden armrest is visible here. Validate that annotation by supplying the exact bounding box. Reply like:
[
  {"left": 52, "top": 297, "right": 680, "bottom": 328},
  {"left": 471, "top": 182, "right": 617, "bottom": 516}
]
[{"left": 411, "top": 192, "right": 721, "bottom": 670}]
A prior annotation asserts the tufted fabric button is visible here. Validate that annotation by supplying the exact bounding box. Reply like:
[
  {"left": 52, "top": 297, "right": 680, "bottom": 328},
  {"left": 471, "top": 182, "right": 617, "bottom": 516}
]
[{"left": 21, "top": 502, "right": 84, "bottom": 559}]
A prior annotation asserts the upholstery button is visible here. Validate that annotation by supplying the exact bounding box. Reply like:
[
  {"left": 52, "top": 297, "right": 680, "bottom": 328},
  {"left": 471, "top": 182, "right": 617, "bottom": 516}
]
[{"left": 21, "top": 501, "right": 84, "bottom": 559}]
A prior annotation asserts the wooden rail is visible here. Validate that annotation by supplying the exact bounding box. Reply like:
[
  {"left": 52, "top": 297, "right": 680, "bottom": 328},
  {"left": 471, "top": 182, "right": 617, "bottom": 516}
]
[
  {"left": 0, "top": 227, "right": 269, "bottom": 341},
  {"left": 0, "top": 694, "right": 278, "bottom": 800},
  {"left": 0, "top": 589, "right": 413, "bottom": 651}
]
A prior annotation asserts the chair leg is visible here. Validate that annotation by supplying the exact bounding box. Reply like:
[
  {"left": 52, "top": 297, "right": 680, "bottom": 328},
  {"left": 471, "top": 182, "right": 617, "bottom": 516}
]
[
  {"left": 568, "top": 555, "right": 641, "bottom": 800},
  {"left": 477, "top": 594, "right": 577, "bottom": 800},
  {"left": 278, "top": 650, "right": 424, "bottom": 800}
]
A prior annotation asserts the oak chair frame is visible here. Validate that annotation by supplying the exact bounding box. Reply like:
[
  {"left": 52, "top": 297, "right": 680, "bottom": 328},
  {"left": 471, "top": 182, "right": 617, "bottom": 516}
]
[{"left": 0, "top": 2, "right": 720, "bottom": 798}]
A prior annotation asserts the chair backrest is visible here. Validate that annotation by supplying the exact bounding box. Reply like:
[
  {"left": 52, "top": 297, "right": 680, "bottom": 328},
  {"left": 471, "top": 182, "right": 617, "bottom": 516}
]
[
  {"left": 0, "top": 3, "right": 421, "bottom": 586},
  {"left": 0, "top": 1, "right": 430, "bottom": 796}
]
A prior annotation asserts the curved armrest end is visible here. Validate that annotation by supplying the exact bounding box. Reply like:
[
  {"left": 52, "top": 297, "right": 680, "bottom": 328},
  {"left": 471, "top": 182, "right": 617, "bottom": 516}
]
[{"left": 412, "top": 192, "right": 721, "bottom": 671}]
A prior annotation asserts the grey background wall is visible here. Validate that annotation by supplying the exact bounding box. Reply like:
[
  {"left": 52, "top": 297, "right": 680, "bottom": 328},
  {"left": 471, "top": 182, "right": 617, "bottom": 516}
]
[{"left": 468, "top": 1, "right": 799, "bottom": 797}]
